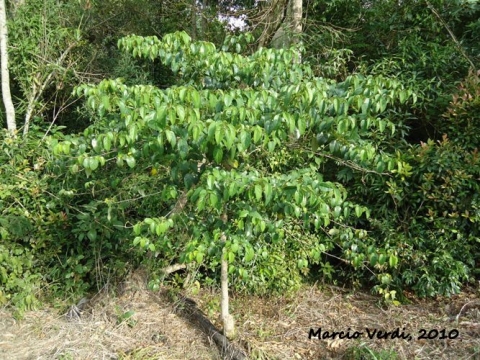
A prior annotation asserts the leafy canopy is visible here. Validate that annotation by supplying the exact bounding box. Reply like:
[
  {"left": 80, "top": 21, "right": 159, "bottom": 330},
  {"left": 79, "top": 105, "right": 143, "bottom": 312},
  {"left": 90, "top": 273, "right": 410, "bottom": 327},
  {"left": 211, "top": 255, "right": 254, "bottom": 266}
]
[{"left": 52, "top": 31, "right": 417, "bottom": 296}]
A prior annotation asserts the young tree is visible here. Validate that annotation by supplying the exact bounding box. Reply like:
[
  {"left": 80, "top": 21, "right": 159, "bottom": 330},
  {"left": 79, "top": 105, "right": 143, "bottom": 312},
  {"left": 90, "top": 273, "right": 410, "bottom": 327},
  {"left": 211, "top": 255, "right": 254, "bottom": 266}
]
[{"left": 52, "top": 30, "right": 422, "bottom": 320}]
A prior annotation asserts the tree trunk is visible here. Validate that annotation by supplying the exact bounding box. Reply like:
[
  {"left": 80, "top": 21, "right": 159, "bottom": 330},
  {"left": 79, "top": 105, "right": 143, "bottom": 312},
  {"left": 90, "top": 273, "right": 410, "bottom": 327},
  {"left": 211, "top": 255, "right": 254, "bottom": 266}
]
[
  {"left": 258, "top": 0, "right": 289, "bottom": 49},
  {"left": 0, "top": 0, "right": 16, "bottom": 134},
  {"left": 191, "top": 0, "right": 197, "bottom": 41},
  {"left": 220, "top": 232, "right": 235, "bottom": 338},
  {"left": 271, "top": 0, "right": 302, "bottom": 51},
  {"left": 291, "top": 0, "right": 302, "bottom": 63},
  {"left": 291, "top": 0, "right": 302, "bottom": 44}
]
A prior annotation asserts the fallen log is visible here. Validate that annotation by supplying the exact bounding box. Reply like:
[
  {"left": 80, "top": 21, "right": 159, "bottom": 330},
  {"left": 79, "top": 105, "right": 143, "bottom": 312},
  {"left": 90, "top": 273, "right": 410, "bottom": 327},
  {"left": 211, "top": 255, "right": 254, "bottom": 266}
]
[{"left": 173, "top": 296, "right": 248, "bottom": 360}]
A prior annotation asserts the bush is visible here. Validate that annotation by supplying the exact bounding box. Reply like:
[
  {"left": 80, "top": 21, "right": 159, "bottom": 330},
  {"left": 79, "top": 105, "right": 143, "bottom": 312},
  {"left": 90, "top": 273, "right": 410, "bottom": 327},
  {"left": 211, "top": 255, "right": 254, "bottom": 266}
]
[{"left": 441, "top": 70, "right": 480, "bottom": 150}]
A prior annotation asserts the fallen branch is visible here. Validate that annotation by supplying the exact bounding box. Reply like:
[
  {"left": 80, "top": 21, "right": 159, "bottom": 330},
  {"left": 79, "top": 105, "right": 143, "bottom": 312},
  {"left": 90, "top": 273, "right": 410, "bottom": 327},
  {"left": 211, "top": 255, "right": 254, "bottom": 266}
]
[
  {"left": 161, "top": 263, "right": 187, "bottom": 275},
  {"left": 173, "top": 295, "right": 248, "bottom": 360}
]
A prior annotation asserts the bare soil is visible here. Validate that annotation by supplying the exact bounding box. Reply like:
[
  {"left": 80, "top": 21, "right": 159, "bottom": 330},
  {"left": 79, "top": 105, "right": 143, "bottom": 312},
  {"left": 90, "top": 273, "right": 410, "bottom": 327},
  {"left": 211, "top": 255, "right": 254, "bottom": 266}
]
[{"left": 1, "top": 271, "right": 479, "bottom": 360}]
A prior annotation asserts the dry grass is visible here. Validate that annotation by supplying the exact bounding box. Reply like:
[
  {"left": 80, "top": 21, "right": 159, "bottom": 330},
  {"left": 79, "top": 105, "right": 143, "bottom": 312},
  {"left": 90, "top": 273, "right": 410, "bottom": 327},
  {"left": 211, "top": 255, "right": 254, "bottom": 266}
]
[{"left": 1, "top": 271, "right": 479, "bottom": 360}]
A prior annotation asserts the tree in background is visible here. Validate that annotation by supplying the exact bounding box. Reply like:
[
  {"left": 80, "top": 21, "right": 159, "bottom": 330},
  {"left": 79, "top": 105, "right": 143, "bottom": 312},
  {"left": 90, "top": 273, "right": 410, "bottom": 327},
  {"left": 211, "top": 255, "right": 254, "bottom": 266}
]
[{"left": 0, "top": 0, "right": 16, "bottom": 133}]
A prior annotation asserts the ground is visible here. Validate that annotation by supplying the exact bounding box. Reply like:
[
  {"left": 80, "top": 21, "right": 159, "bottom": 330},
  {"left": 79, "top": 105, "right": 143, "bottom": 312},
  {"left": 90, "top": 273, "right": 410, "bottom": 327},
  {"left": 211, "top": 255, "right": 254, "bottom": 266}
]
[{"left": 1, "top": 271, "right": 479, "bottom": 359}]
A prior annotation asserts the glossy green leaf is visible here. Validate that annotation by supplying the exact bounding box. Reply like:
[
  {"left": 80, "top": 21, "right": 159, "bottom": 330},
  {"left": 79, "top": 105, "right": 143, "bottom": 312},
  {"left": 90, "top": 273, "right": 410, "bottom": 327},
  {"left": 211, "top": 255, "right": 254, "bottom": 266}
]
[
  {"left": 90, "top": 157, "right": 99, "bottom": 171},
  {"left": 213, "top": 146, "right": 223, "bottom": 164},
  {"left": 254, "top": 184, "right": 262, "bottom": 201},
  {"left": 125, "top": 156, "right": 136, "bottom": 168}
]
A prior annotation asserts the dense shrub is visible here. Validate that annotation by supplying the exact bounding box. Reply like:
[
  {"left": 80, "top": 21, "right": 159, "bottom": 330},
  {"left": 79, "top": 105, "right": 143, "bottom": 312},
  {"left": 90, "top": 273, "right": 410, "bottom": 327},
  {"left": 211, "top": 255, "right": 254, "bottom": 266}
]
[
  {"left": 441, "top": 70, "right": 480, "bottom": 150},
  {"left": 0, "top": 127, "right": 145, "bottom": 312},
  {"left": 0, "top": 128, "right": 61, "bottom": 310},
  {"left": 342, "top": 72, "right": 480, "bottom": 298}
]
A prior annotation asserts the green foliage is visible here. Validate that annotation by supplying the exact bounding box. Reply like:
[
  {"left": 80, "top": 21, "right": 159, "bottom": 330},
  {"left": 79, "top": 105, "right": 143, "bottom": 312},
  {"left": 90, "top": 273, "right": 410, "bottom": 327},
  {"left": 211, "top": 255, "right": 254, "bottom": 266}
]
[
  {"left": 0, "top": 128, "right": 60, "bottom": 311},
  {"left": 1, "top": 0, "right": 479, "bottom": 307},
  {"left": 347, "top": 132, "right": 479, "bottom": 298},
  {"left": 51, "top": 31, "right": 426, "bottom": 297},
  {"left": 0, "top": 242, "right": 39, "bottom": 312},
  {"left": 305, "top": 0, "right": 480, "bottom": 142},
  {"left": 401, "top": 137, "right": 479, "bottom": 296},
  {"left": 8, "top": 0, "right": 84, "bottom": 127},
  {"left": 441, "top": 70, "right": 480, "bottom": 150},
  {"left": 0, "top": 125, "right": 145, "bottom": 310}
]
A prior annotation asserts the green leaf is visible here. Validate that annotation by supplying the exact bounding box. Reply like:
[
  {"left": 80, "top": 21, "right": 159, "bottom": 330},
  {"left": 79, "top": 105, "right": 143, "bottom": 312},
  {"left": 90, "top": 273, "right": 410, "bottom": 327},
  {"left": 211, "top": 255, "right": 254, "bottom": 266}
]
[
  {"left": 240, "top": 131, "right": 251, "bottom": 151},
  {"left": 239, "top": 107, "right": 246, "bottom": 122},
  {"left": 228, "top": 182, "right": 237, "bottom": 197},
  {"left": 90, "top": 157, "right": 99, "bottom": 171},
  {"left": 259, "top": 220, "right": 266, "bottom": 232},
  {"left": 215, "top": 125, "right": 223, "bottom": 145},
  {"left": 297, "top": 117, "right": 306, "bottom": 135},
  {"left": 179, "top": 88, "right": 187, "bottom": 102},
  {"left": 231, "top": 242, "right": 239, "bottom": 253},
  {"left": 379, "top": 97, "right": 387, "bottom": 113},
  {"left": 264, "top": 183, "right": 273, "bottom": 205},
  {"left": 389, "top": 255, "right": 398, "bottom": 268},
  {"left": 334, "top": 206, "right": 341, "bottom": 218},
  {"left": 156, "top": 105, "right": 168, "bottom": 126},
  {"left": 333, "top": 98, "right": 340, "bottom": 114},
  {"left": 165, "top": 130, "right": 176, "bottom": 146},
  {"left": 197, "top": 191, "right": 206, "bottom": 211},
  {"left": 168, "top": 107, "right": 176, "bottom": 124},
  {"left": 254, "top": 184, "right": 262, "bottom": 201},
  {"left": 63, "top": 142, "right": 71, "bottom": 154},
  {"left": 362, "top": 98, "right": 371, "bottom": 114},
  {"left": 101, "top": 96, "right": 111, "bottom": 111},
  {"left": 126, "top": 156, "right": 136, "bottom": 168},
  {"left": 133, "top": 223, "right": 142, "bottom": 235},
  {"left": 224, "top": 94, "right": 232, "bottom": 107},
  {"left": 177, "top": 138, "right": 188, "bottom": 159},
  {"left": 378, "top": 120, "right": 386, "bottom": 132},
  {"left": 87, "top": 229, "right": 97, "bottom": 241},
  {"left": 213, "top": 146, "right": 223, "bottom": 164},
  {"left": 208, "top": 121, "right": 217, "bottom": 140},
  {"left": 268, "top": 141, "right": 275, "bottom": 152},
  {"left": 355, "top": 205, "right": 363, "bottom": 218},
  {"left": 176, "top": 105, "right": 186, "bottom": 122},
  {"left": 155, "top": 221, "right": 170, "bottom": 235},
  {"left": 244, "top": 247, "right": 254, "bottom": 262},
  {"left": 210, "top": 192, "right": 219, "bottom": 208},
  {"left": 191, "top": 90, "right": 201, "bottom": 108},
  {"left": 253, "top": 126, "right": 262, "bottom": 143},
  {"left": 103, "top": 136, "right": 112, "bottom": 151}
]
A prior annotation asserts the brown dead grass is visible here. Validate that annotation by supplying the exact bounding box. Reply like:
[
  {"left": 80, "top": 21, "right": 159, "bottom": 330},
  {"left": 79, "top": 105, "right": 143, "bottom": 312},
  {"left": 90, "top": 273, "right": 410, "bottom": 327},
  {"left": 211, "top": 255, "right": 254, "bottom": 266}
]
[{"left": 0, "top": 271, "right": 479, "bottom": 360}]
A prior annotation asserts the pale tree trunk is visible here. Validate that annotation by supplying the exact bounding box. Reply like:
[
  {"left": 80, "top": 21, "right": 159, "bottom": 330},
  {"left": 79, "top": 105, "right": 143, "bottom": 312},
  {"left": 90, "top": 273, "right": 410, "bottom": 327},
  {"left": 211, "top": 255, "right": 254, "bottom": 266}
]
[
  {"left": 191, "top": 0, "right": 197, "bottom": 40},
  {"left": 291, "top": 0, "right": 302, "bottom": 63},
  {"left": 258, "top": 0, "right": 288, "bottom": 49},
  {"left": 200, "top": 0, "right": 206, "bottom": 39},
  {"left": 220, "top": 232, "right": 235, "bottom": 338},
  {"left": 256, "top": 0, "right": 303, "bottom": 55},
  {"left": 271, "top": 0, "right": 302, "bottom": 51},
  {"left": 291, "top": 0, "right": 302, "bottom": 44},
  {"left": 0, "top": 0, "right": 17, "bottom": 134}
]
